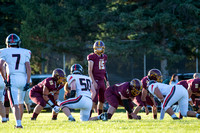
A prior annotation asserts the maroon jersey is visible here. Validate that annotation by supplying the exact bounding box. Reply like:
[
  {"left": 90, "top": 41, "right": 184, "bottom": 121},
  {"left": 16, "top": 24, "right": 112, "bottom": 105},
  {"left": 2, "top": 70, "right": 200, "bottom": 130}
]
[
  {"left": 87, "top": 53, "right": 107, "bottom": 81},
  {"left": 188, "top": 78, "right": 200, "bottom": 93},
  {"left": 141, "top": 76, "right": 149, "bottom": 90},
  {"left": 109, "top": 82, "right": 133, "bottom": 99},
  {"left": 31, "top": 77, "right": 64, "bottom": 94}
]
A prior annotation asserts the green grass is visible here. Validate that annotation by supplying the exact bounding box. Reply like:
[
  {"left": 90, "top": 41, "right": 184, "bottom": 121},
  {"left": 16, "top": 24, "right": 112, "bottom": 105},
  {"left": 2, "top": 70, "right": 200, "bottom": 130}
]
[{"left": 1, "top": 108, "right": 200, "bottom": 133}]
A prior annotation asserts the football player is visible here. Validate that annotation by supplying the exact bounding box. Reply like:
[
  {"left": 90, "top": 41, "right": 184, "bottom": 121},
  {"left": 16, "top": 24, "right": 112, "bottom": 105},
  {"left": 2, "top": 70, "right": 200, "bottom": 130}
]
[
  {"left": 87, "top": 40, "right": 110, "bottom": 115},
  {"left": 29, "top": 68, "right": 66, "bottom": 120},
  {"left": 133, "top": 69, "right": 162, "bottom": 119},
  {"left": 104, "top": 79, "right": 142, "bottom": 120},
  {"left": 0, "top": 33, "right": 31, "bottom": 128},
  {"left": 147, "top": 80, "right": 200, "bottom": 120},
  {"left": 57, "top": 64, "right": 107, "bottom": 121}
]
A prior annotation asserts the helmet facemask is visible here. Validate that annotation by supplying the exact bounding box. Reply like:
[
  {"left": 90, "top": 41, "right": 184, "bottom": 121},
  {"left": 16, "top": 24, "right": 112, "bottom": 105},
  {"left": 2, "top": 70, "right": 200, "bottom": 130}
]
[{"left": 93, "top": 40, "right": 105, "bottom": 55}]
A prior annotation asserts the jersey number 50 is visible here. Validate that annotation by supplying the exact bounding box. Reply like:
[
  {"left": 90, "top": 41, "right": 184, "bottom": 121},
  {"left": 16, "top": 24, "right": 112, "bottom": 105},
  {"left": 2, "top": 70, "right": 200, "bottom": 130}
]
[{"left": 79, "top": 78, "right": 91, "bottom": 91}]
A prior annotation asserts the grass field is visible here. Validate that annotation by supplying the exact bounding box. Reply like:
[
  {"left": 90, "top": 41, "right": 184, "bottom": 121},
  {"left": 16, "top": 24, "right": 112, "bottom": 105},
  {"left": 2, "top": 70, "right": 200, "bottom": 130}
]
[{"left": 1, "top": 108, "right": 200, "bottom": 133}]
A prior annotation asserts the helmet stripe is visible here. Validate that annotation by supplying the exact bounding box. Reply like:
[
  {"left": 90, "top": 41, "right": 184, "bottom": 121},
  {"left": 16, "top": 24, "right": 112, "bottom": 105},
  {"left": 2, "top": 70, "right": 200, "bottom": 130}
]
[
  {"left": 75, "top": 64, "right": 76, "bottom": 70},
  {"left": 11, "top": 34, "right": 14, "bottom": 43}
]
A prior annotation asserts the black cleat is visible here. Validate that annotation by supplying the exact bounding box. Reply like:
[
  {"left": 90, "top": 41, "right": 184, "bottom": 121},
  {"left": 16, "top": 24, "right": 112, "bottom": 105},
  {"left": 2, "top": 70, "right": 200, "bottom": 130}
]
[
  {"left": 1, "top": 120, "right": 7, "bottom": 123},
  {"left": 14, "top": 125, "right": 23, "bottom": 129},
  {"left": 173, "top": 117, "right": 180, "bottom": 120},
  {"left": 31, "top": 117, "right": 36, "bottom": 120},
  {"left": 68, "top": 117, "right": 76, "bottom": 121},
  {"left": 52, "top": 118, "right": 57, "bottom": 120}
]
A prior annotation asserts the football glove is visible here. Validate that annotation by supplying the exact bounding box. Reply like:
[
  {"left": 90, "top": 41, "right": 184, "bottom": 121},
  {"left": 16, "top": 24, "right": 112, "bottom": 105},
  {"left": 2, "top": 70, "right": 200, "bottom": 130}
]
[
  {"left": 23, "top": 83, "right": 30, "bottom": 91},
  {"left": 53, "top": 106, "right": 60, "bottom": 113}
]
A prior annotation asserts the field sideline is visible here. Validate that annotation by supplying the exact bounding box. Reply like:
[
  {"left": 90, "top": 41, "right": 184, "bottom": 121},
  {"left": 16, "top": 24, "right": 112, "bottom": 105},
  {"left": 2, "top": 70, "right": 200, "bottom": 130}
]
[{"left": 0, "top": 108, "right": 200, "bottom": 133}]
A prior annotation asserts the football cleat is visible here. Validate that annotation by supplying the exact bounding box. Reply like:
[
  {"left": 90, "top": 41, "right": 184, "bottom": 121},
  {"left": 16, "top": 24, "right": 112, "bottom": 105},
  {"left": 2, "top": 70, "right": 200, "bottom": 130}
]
[
  {"left": 137, "top": 115, "right": 141, "bottom": 120},
  {"left": 68, "top": 117, "right": 76, "bottom": 121},
  {"left": 197, "top": 114, "right": 200, "bottom": 119},
  {"left": 31, "top": 117, "right": 36, "bottom": 120},
  {"left": 14, "top": 125, "right": 23, "bottom": 129},
  {"left": 52, "top": 118, "right": 57, "bottom": 120},
  {"left": 1, "top": 120, "right": 7, "bottom": 123},
  {"left": 173, "top": 117, "right": 179, "bottom": 120}
]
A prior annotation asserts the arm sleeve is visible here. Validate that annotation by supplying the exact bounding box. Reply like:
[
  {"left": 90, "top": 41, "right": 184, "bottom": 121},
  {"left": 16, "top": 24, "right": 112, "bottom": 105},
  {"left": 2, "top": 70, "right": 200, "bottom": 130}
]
[{"left": 122, "top": 99, "right": 132, "bottom": 114}]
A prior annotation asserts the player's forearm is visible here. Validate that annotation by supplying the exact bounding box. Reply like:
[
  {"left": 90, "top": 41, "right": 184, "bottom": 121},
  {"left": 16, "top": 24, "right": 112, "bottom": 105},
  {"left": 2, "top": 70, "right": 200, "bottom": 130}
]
[{"left": 25, "top": 62, "right": 31, "bottom": 83}]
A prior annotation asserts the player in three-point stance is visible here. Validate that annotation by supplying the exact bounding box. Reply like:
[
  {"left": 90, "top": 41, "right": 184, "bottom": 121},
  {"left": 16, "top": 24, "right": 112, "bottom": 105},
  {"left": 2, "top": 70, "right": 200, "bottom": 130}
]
[
  {"left": 29, "top": 68, "right": 66, "bottom": 120},
  {"left": 147, "top": 80, "right": 200, "bottom": 120}
]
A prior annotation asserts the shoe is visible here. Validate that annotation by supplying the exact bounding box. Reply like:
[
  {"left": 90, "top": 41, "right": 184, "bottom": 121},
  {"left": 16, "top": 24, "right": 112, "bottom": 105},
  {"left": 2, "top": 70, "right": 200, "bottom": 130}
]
[
  {"left": 14, "top": 125, "right": 23, "bottom": 129},
  {"left": 197, "top": 114, "right": 200, "bottom": 119},
  {"left": 68, "top": 117, "right": 76, "bottom": 121},
  {"left": 52, "top": 117, "right": 57, "bottom": 120},
  {"left": 173, "top": 117, "right": 179, "bottom": 120},
  {"left": 99, "top": 112, "right": 108, "bottom": 121},
  {"left": 31, "top": 117, "right": 36, "bottom": 120},
  {"left": 137, "top": 115, "right": 141, "bottom": 120},
  {"left": 1, "top": 120, "right": 7, "bottom": 123}
]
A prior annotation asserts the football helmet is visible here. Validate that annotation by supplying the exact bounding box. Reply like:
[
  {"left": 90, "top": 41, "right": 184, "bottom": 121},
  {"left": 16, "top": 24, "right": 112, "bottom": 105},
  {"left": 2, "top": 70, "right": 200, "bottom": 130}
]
[
  {"left": 5, "top": 33, "right": 21, "bottom": 48},
  {"left": 147, "top": 69, "right": 162, "bottom": 82},
  {"left": 52, "top": 68, "right": 66, "bottom": 85},
  {"left": 71, "top": 64, "right": 83, "bottom": 74},
  {"left": 130, "top": 78, "right": 142, "bottom": 97},
  {"left": 93, "top": 40, "right": 105, "bottom": 55}
]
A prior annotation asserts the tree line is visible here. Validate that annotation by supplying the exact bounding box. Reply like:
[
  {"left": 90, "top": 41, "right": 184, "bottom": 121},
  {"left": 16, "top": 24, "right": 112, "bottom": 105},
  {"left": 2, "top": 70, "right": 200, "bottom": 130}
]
[{"left": 0, "top": 0, "right": 200, "bottom": 79}]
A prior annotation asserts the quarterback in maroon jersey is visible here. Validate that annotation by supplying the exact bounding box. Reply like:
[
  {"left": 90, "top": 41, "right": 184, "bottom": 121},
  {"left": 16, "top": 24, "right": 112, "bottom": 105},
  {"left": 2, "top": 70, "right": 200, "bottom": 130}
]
[
  {"left": 87, "top": 40, "right": 110, "bottom": 115},
  {"left": 133, "top": 69, "right": 162, "bottom": 119},
  {"left": 105, "top": 79, "right": 142, "bottom": 120},
  {"left": 30, "top": 68, "right": 66, "bottom": 120}
]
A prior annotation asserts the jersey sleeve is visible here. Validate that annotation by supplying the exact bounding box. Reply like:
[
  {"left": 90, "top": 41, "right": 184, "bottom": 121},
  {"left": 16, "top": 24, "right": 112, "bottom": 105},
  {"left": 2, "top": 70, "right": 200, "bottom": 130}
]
[
  {"left": 0, "top": 49, "right": 6, "bottom": 60},
  {"left": 67, "top": 75, "right": 75, "bottom": 85},
  {"left": 25, "top": 49, "right": 31, "bottom": 62},
  {"left": 87, "top": 53, "right": 95, "bottom": 61},
  {"left": 44, "top": 78, "right": 55, "bottom": 89}
]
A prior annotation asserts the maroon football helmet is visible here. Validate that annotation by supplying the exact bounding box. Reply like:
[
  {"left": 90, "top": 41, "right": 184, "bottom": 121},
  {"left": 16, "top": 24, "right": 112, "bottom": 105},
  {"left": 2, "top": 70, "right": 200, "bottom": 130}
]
[
  {"left": 147, "top": 69, "right": 162, "bottom": 82},
  {"left": 5, "top": 33, "right": 21, "bottom": 48},
  {"left": 130, "top": 78, "right": 142, "bottom": 96},
  {"left": 93, "top": 40, "right": 105, "bottom": 55},
  {"left": 52, "top": 68, "right": 66, "bottom": 85}
]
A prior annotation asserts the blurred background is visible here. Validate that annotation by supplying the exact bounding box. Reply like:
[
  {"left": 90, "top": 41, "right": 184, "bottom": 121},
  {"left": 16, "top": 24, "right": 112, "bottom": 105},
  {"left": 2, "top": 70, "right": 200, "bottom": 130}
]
[{"left": 1, "top": 0, "right": 200, "bottom": 85}]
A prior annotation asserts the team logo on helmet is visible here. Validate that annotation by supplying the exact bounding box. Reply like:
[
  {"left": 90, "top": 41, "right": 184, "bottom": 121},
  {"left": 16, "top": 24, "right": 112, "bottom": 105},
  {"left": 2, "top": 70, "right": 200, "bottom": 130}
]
[
  {"left": 130, "top": 78, "right": 142, "bottom": 96},
  {"left": 93, "top": 40, "right": 105, "bottom": 55},
  {"left": 71, "top": 64, "right": 83, "bottom": 74},
  {"left": 52, "top": 68, "right": 66, "bottom": 85},
  {"left": 147, "top": 69, "right": 162, "bottom": 82},
  {"left": 5, "top": 33, "right": 21, "bottom": 48}
]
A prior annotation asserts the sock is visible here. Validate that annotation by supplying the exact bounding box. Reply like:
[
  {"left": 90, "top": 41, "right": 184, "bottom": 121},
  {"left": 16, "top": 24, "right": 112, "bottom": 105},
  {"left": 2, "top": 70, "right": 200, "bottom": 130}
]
[
  {"left": 6, "top": 114, "right": 9, "bottom": 118},
  {"left": 16, "top": 120, "right": 21, "bottom": 126},
  {"left": 98, "top": 109, "right": 102, "bottom": 115},
  {"left": 90, "top": 110, "right": 92, "bottom": 118},
  {"left": 196, "top": 113, "right": 200, "bottom": 118},
  {"left": 153, "top": 114, "right": 157, "bottom": 119},
  {"left": 179, "top": 112, "right": 183, "bottom": 119},
  {"left": 171, "top": 114, "right": 177, "bottom": 119},
  {"left": 108, "top": 113, "right": 113, "bottom": 119},
  {"left": 32, "top": 112, "right": 38, "bottom": 119}
]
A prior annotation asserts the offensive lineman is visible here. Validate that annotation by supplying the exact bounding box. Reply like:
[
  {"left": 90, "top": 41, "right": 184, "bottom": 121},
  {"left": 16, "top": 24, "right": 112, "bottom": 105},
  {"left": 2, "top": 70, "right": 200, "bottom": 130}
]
[
  {"left": 133, "top": 69, "right": 162, "bottom": 119},
  {"left": 0, "top": 33, "right": 31, "bottom": 128},
  {"left": 58, "top": 64, "right": 108, "bottom": 121},
  {"left": 147, "top": 80, "right": 200, "bottom": 120},
  {"left": 87, "top": 40, "right": 110, "bottom": 115},
  {"left": 30, "top": 68, "right": 66, "bottom": 120}
]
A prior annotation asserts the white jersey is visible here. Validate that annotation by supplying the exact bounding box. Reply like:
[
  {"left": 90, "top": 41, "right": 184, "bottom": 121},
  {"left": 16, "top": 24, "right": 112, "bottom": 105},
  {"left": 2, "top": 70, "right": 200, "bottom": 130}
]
[
  {"left": 148, "top": 82, "right": 174, "bottom": 97},
  {"left": 67, "top": 74, "right": 92, "bottom": 98},
  {"left": 0, "top": 48, "right": 31, "bottom": 75}
]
